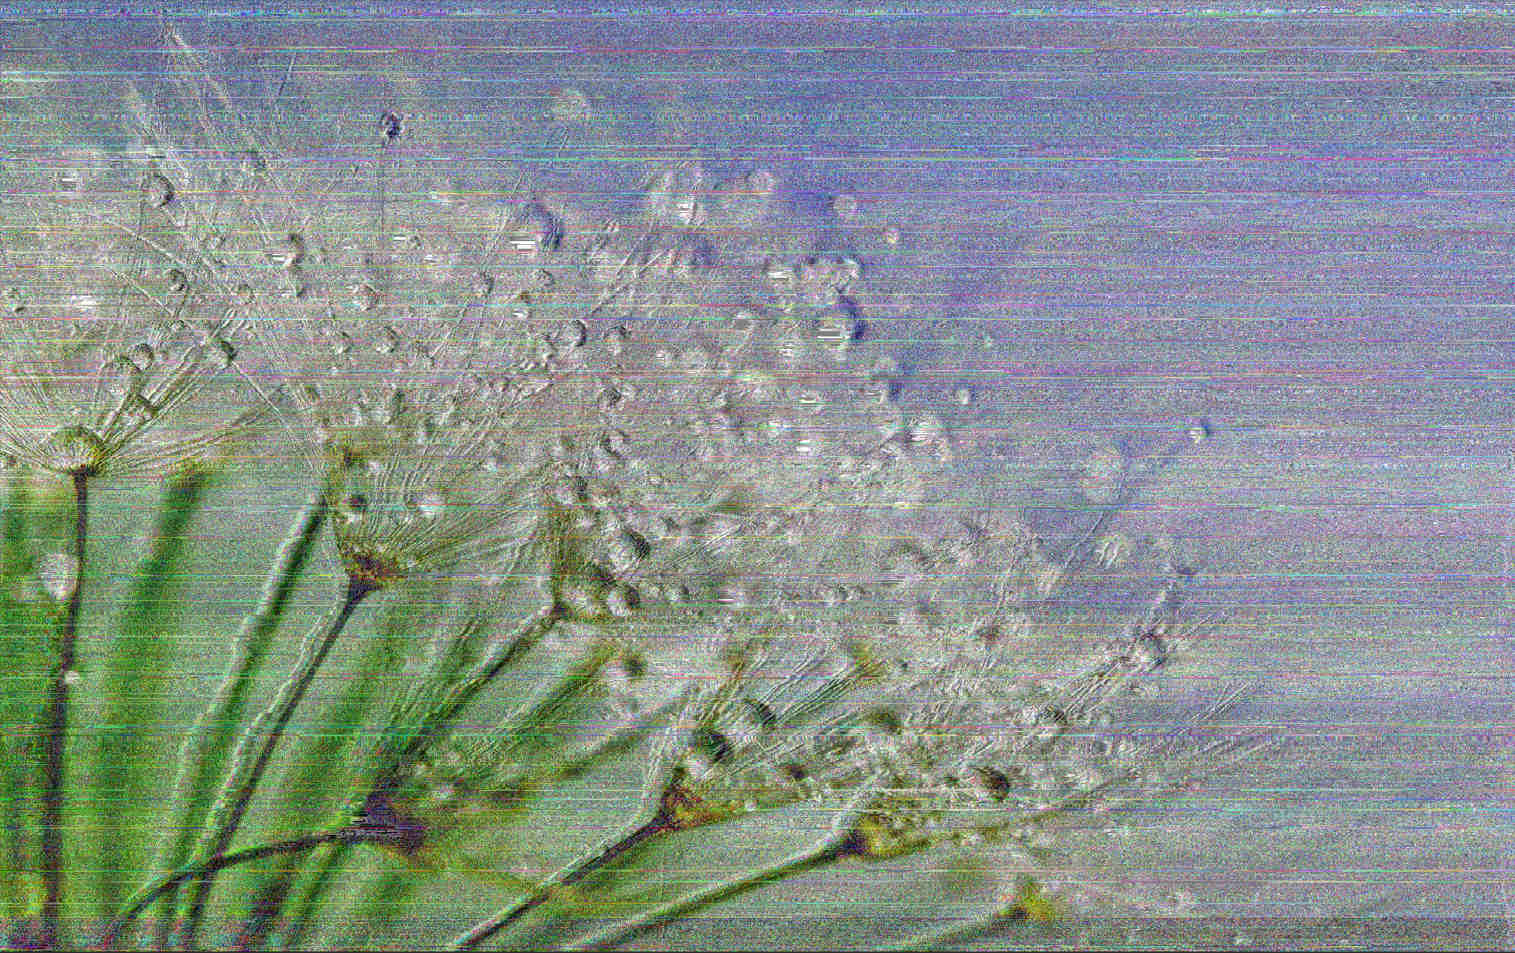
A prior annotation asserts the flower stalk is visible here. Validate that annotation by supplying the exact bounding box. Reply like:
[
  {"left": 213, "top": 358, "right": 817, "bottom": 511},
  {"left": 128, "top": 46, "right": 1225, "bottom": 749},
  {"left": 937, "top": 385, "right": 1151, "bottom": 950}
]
[
  {"left": 175, "top": 573, "right": 376, "bottom": 948},
  {"left": 149, "top": 489, "right": 329, "bottom": 945}
]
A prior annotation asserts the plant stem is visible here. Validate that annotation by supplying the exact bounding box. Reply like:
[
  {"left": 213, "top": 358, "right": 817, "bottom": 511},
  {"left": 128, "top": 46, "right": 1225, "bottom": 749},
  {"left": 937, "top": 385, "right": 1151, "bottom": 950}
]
[
  {"left": 563, "top": 828, "right": 863, "bottom": 952},
  {"left": 151, "top": 490, "right": 327, "bottom": 945},
  {"left": 886, "top": 906, "right": 1029, "bottom": 951},
  {"left": 176, "top": 575, "right": 374, "bottom": 949},
  {"left": 103, "top": 828, "right": 363, "bottom": 949},
  {"left": 275, "top": 841, "right": 349, "bottom": 950},
  {"left": 39, "top": 471, "right": 87, "bottom": 949},
  {"left": 392, "top": 604, "right": 560, "bottom": 773},
  {"left": 452, "top": 815, "right": 671, "bottom": 949}
]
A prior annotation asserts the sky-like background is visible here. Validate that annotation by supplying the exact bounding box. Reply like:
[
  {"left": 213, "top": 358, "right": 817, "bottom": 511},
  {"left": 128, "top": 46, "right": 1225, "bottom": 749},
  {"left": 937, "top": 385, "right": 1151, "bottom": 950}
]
[{"left": 4, "top": 3, "right": 1515, "bottom": 946}]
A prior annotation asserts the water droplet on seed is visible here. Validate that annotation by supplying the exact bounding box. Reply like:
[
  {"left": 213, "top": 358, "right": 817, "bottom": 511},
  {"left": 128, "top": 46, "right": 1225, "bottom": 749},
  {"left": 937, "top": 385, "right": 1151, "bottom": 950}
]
[
  {"left": 352, "top": 283, "right": 380, "bottom": 312},
  {"left": 145, "top": 172, "right": 175, "bottom": 208},
  {"left": 126, "top": 342, "right": 155, "bottom": 372},
  {"left": 376, "top": 326, "right": 401, "bottom": 354}
]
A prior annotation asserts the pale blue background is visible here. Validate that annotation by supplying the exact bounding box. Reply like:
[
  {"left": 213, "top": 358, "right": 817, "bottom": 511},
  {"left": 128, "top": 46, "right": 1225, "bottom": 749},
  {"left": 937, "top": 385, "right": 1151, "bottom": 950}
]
[{"left": 3, "top": 3, "right": 1513, "bottom": 946}]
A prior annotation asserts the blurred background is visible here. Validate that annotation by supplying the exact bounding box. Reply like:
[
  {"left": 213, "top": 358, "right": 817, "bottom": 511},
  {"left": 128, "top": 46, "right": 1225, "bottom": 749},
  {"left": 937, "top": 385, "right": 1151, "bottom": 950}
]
[{"left": 3, "top": 3, "right": 1514, "bottom": 947}]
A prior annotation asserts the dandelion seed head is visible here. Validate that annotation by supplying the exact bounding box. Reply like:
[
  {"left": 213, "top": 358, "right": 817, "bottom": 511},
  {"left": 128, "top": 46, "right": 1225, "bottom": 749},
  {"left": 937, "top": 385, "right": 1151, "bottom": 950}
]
[{"left": 0, "top": 159, "right": 253, "bottom": 478}]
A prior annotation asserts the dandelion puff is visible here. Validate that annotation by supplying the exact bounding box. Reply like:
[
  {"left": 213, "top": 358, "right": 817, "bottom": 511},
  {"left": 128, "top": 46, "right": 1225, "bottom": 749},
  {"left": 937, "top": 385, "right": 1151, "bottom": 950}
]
[{"left": 0, "top": 160, "right": 254, "bottom": 479}]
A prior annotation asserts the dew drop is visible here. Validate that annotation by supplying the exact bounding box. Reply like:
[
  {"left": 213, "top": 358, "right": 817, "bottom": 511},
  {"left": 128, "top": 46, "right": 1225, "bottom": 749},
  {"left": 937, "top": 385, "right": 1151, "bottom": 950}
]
[
  {"left": 606, "top": 583, "right": 640, "bottom": 618},
  {"left": 561, "top": 318, "right": 589, "bottom": 350},
  {"left": 376, "top": 326, "right": 401, "bottom": 355},
  {"left": 278, "top": 233, "right": 307, "bottom": 270},
  {"left": 1, "top": 286, "right": 24, "bottom": 314},
  {"left": 1188, "top": 416, "right": 1214, "bottom": 444},
  {"left": 352, "top": 283, "right": 381, "bottom": 312},
  {"left": 379, "top": 110, "right": 404, "bottom": 145},
  {"left": 208, "top": 337, "right": 237, "bottom": 369},
  {"left": 340, "top": 493, "right": 369, "bottom": 525},
  {"left": 145, "top": 172, "right": 175, "bottom": 208},
  {"left": 596, "top": 385, "right": 623, "bottom": 413},
  {"left": 126, "top": 342, "right": 156, "bottom": 372},
  {"left": 125, "top": 393, "right": 159, "bottom": 424},
  {"left": 607, "top": 528, "right": 651, "bottom": 573},
  {"left": 549, "top": 86, "right": 592, "bottom": 123}
]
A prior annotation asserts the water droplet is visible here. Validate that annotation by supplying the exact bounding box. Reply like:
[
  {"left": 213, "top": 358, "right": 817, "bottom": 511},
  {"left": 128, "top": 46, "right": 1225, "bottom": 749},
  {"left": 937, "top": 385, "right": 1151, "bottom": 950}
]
[
  {"left": 125, "top": 393, "right": 159, "bottom": 424},
  {"left": 376, "top": 326, "right": 401, "bottom": 354},
  {"left": 380, "top": 110, "right": 404, "bottom": 144},
  {"left": 607, "top": 528, "right": 651, "bottom": 573},
  {"left": 606, "top": 583, "right": 640, "bottom": 618},
  {"left": 277, "top": 233, "right": 307, "bottom": 270},
  {"left": 352, "top": 283, "right": 380, "bottom": 312},
  {"left": 596, "top": 385, "right": 623, "bottom": 413},
  {"left": 952, "top": 386, "right": 973, "bottom": 406},
  {"left": 208, "top": 337, "right": 237, "bottom": 369},
  {"left": 1081, "top": 445, "right": 1126, "bottom": 505},
  {"left": 340, "top": 493, "right": 369, "bottom": 525},
  {"left": 145, "top": 172, "right": 175, "bottom": 208},
  {"left": 126, "top": 342, "right": 155, "bottom": 372},
  {"left": 471, "top": 272, "right": 495, "bottom": 298},
  {"left": 38, "top": 553, "right": 79, "bottom": 602},
  {"left": 549, "top": 86, "right": 592, "bottom": 123},
  {"left": 2, "top": 286, "right": 24, "bottom": 314},
  {"left": 1188, "top": 416, "right": 1214, "bottom": 444}
]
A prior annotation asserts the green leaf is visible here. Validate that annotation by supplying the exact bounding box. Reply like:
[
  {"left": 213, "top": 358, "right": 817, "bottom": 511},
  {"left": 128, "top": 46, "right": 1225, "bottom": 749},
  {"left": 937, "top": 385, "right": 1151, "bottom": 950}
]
[
  {"left": 0, "top": 471, "right": 47, "bottom": 928},
  {"left": 90, "top": 465, "right": 214, "bottom": 916}
]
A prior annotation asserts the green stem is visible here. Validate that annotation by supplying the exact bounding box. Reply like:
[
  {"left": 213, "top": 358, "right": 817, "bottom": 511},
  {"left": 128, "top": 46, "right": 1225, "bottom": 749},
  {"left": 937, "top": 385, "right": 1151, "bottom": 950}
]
[
  {"left": 276, "top": 841, "right": 349, "bottom": 950},
  {"left": 563, "top": 828, "right": 863, "bottom": 952},
  {"left": 269, "top": 602, "right": 562, "bottom": 946},
  {"left": 103, "top": 828, "right": 363, "bottom": 948},
  {"left": 390, "top": 604, "right": 560, "bottom": 774},
  {"left": 176, "top": 575, "right": 374, "bottom": 948},
  {"left": 151, "top": 490, "right": 328, "bottom": 945},
  {"left": 886, "top": 906, "right": 1029, "bottom": 951},
  {"left": 537, "top": 692, "right": 689, "bottom": 787},
  {"left": 452, "top": 815, "right": 670, "bottom": 949},
  {"left": 40, "top": 471, "right": 87, "bottom": 949}
]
